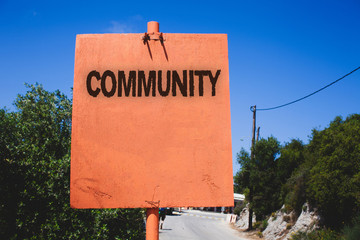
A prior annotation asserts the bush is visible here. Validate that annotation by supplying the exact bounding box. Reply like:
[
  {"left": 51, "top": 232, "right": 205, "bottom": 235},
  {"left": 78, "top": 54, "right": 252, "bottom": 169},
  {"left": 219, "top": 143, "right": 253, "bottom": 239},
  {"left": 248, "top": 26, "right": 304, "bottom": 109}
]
[
  {"left": 234, "top": 201, "right": 245, "bottom": 216},
  {"left": 306, "top": 115, "right": 360, "bottom": 229},
  {"left": 302, "top": 205, "right": 307, "bottom": 212},
  {"left": 343, "top": 215, "right": 360, "bottom": 240},
  {"left": 234, "top": 114, "right": 360, "bottom": 231},
  {"left": 290, "top": 231, "right": 307, "bottom": 240},
  {"left": 0, "top": 84, "right": 145, "bottom": 239},
  {"left": 286, "top": 223, "right": 293, "bottom": 229},
  {"left": 253, "top": 221, "right": 261, "bottom": 229},
  {"left": 290, "top": 229, "right": 341, "bottom": 240},
  {"left": 253, "top": 219, "right": 268, "bottom": 231},
  {"left": 234, "top": 206, "right": 242, "bottom": 216},
  {"left": 261, "top": 219, "right": 268, "bottom": 231},
  {"left": 283, "top": 215, "right": 291, "bottom": 223}
]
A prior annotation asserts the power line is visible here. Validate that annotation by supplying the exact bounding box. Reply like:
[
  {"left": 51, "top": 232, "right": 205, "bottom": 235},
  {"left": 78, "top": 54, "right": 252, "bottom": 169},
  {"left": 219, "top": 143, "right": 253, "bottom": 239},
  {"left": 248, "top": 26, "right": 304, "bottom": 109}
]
[{"left": 252, "top": 66, "right": 360, "bottom": 112}]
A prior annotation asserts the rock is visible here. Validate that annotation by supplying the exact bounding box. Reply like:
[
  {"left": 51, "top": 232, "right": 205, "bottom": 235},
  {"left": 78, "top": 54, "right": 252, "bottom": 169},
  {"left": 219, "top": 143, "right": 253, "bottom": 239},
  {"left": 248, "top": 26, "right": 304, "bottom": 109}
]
[
  {"left": 286, "top": 203, "right": 320, "bottom": 239},
  {"left": 234, "top": 204, "right": 256, "bottom": 230},
  {"left": 263, "top": 205, "right": 294, "bottom": 240},
  {"left": 234, "top": 203, "right": 320, "bottom": 239}
]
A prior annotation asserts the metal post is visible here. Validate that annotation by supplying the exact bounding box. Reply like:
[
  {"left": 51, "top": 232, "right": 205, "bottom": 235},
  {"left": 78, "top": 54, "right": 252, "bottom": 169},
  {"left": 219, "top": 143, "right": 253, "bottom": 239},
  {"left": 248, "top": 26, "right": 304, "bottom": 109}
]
[
  {"left": 147, "top": 21, "right": 159, "bottom": 33},
  {"left": 145, "top": 21, "right": 161, "bottom": 240},
  {"left": 248, "top": 105, "right": 256, "bottom": 230},
  {"left": 146, "top": 208, "right": 159, "bottom": 240}
]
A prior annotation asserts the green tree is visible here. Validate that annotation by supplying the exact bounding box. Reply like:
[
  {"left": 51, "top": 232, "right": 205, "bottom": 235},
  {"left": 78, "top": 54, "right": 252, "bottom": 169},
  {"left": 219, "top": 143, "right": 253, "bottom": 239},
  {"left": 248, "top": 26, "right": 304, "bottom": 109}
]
[
  {"left": 235, "top": 114, "right": 360, "bottom": 232},
  {"left": 0, "top": 109, "right": 22, "bottom": 237},
  {"left": 251, "top": 136, "right": 281, "bottom": 220},
  {"left": 234, "top": 149, "right": 251, "bottom": 194},
  {"left": 281, "top": 162, "right": 309, "bottom": 214},
  {"left": 306, "top": 114, "right": 360, "bottom": 229},
  {"left": 277, "top": 139, "right": 305, "bottom": 183},
  {"left": 234, "top": 137, "right": 282, "bottom": 221},
  {"left": 0, "top": 84, "right": 145, "bottom": 239},
  {"left": 277, "top": 139, "right": 307, "bottom": 214}
]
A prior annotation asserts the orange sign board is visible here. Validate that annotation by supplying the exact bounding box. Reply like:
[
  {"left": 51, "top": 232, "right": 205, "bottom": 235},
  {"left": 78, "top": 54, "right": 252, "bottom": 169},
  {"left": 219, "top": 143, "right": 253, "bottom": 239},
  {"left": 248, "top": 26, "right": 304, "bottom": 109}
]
[{"left": 70, "top": 32, "right": 233, "bottom": 209}]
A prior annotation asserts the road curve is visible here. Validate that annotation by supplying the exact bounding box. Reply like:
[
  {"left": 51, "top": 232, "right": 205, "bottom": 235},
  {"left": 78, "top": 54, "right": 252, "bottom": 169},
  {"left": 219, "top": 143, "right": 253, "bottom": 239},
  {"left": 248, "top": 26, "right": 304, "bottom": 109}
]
[{"left": 159, "top": 210, "right": 247, "bottom": 240}]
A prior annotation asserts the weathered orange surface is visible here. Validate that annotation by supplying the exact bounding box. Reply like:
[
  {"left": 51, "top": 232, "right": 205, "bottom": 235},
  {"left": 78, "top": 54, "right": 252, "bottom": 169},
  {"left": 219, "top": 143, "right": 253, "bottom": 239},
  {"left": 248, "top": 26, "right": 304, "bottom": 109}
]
[{"left": 70, "top": 33, "right": 233, "bottom": 208}]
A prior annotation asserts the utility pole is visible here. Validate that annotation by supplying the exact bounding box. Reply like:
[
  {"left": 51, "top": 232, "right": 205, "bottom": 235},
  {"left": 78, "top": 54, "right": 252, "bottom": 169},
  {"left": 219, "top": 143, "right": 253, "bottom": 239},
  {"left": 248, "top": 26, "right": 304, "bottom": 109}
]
[
  {"left": 248, "top": 105, "right": 256, "bottom": 230},
  {"left": 256, "top": 127, "right": 260, "bottom": 142}
]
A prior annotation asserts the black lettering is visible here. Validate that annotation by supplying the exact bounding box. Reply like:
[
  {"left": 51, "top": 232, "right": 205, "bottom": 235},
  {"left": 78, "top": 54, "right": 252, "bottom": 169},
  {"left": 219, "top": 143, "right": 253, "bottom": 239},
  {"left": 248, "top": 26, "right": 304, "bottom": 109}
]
[
  {"left": 138, "top": 71, "right": 156, "bottom": 97},
  {"left": 158, "top": 71, "right": 171, "bottom": 96},
  {"left": 86, "top": 70, "right": 101, "bottom": 97},
  {"left": 118, "top": 71, "right": 136, "bottom": 97},
  {"left": 189, "top": 70, "right": 194, "bottom": 97},
  {"left": 101, "top": 70, "right": 116, "bottom": 97},
  {"left": 208, "top": 70, "right": 221, "bottom": 96},
  {"left": 194, "top": 71, "right": 208, "bottom": 96},
  {"left": 86, "top": 69, "right": 221, "bottom": 98},
  {"left": 172, "top": 70, "right": 187, "bottom": 97}
]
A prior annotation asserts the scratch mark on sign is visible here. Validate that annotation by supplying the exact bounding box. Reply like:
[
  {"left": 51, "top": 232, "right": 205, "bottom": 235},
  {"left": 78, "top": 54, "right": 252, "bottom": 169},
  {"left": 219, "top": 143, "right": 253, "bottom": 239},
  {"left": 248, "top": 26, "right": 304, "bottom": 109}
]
[
  {"left": 74, "top": 178, "right": 112, "bottom": 199},
  {"left": 202, "top": 174, "right": 220, "bottom": 190},
  {"left": 87, "top": 186, "right": 112, "bottom": 199},
  {"left": 74, "top": 178, "right": 96, "bottom": 193},
  {"left": 145, "top": 185, "right": 160, "bottom": 207}
]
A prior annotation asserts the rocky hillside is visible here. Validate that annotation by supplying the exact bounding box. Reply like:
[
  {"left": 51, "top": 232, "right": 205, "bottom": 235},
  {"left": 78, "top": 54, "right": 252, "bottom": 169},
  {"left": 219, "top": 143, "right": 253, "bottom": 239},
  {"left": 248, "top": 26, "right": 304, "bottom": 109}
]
[{"left": 234, "top": 203, "right": 320, "bottom": 240}]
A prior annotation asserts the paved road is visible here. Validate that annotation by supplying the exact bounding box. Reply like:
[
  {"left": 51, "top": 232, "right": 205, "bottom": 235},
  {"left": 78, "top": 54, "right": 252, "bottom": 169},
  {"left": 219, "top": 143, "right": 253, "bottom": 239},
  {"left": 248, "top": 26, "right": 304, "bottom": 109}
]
[{"left": 159, "top": 210, "right": 246, "bottom": 240}]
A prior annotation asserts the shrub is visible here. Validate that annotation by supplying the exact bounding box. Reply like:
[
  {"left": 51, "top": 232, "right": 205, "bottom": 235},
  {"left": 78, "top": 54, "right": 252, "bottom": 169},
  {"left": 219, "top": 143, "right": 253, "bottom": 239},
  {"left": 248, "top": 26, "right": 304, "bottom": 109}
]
[
  {"left": 290, "top": 231, "right": 307, "bottom": 240},
  {"left": 290, "top": 229, "right": 341, "bottom": 240},
  {"left": 270, "top": 211, "right": 278, "bottom": 221},
  {"left": 234, "top": 206, "right": 242, "bottom": 216},
  {"left": 0, "top": 84, "right": 146, "bottom": 239},
  {"left": 283, "top": 215, "right": 291, "bottom": 223},
  {"left": 234, "top": 201, "right": 245, "bottom": 216},
  {"left": 260, "top": 219, "right": 268, "bottom": 231},
  {"left": 302, "top": 204, "right": 307, "bottom": 212},
  {"left": 306, "top": 115, "right": 360, "bottom": 229},
  {"left": 253, "top": 221, "right": 261, "bottom": 229},
  {"left": 343, "top": 215, "right": 360, "bottom": 240}
]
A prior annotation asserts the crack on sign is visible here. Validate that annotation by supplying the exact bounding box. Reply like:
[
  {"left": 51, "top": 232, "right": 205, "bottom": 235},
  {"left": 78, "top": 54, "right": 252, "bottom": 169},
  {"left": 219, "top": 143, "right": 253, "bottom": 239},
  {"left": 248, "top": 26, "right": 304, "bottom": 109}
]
[
  {"left": 202, "top": 174, "right": 220, "bottom": 190},
  {"left": 87, "top": 186, "right": 112, "bottom": 199},
  {"left": 73, "top": 178, "right": 112, "bottom": 199},
  {"left": 74, "top": 178, "right": 96, "bottom": 193},
  {"left": 145, "top": 185, "right": 160, "bottom": 208}
]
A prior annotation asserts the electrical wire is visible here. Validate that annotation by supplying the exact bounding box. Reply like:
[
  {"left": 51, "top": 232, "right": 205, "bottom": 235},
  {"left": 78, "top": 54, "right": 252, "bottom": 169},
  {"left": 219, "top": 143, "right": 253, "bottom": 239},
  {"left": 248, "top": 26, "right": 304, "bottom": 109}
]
[{"left": 252, "top": 66, "right": 360, "bottom": 112}]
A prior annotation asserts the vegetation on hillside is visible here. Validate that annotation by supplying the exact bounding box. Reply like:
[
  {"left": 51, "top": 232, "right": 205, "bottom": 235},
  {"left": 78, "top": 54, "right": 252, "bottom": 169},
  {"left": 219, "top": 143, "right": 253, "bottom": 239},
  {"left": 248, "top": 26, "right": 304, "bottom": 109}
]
[
  {"left": 0, "top": 84, "right": 145, "bottom": 239},
  {"left": 234, "top": 114, "right": 360, "bottom": 238}
]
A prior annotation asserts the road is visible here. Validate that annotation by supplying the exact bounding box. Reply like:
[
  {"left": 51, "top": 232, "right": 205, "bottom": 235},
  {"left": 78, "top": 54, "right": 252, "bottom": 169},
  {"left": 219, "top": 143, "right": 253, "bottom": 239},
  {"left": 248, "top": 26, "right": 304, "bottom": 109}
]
[{"left": 159, "top": 209, "right": 247, "bottom": 240}]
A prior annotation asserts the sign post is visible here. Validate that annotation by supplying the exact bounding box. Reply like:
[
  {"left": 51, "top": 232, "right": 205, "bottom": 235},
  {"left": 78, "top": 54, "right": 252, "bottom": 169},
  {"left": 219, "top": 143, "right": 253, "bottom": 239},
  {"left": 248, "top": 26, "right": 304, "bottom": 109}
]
[
  {"left": 70, "top": 21, "right": 233, "bottom": 239},
  {"left": 145, "top": 22, "right": 161, "bottom": 240},
  {"left": 146, "top": 208, "right": 159, "bottom": 240}
]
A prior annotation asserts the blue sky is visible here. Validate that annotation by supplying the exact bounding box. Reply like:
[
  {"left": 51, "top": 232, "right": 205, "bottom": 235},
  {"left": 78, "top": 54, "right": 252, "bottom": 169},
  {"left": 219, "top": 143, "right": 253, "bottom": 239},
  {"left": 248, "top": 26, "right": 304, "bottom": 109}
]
[{"left": 1, "top": 0, "right": 359, "bottom": 175}]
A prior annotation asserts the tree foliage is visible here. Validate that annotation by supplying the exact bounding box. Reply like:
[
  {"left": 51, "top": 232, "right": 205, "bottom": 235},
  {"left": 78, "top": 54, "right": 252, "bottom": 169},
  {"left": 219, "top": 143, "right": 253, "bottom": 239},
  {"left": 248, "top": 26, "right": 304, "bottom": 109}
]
[
  {"left": 235, "top": 137, "right": 282, "bottom": 220},
  {"left": 306, "top": 115, "right": 360, "bottom": 229},
  {"left": 279, "top": 139, "right": 307, "bottom": 214},
  {"left": 0, "top": 84, "right": 145, "bottom": 239},
  {"left": 250, "top": 137, "right": 281, "bottom": 220},
  {"left": 234, "top": 114, "right": 360, "bottom": 230},
  {"left": 234, "top": 149, "right": 250, "bottom": 194}
]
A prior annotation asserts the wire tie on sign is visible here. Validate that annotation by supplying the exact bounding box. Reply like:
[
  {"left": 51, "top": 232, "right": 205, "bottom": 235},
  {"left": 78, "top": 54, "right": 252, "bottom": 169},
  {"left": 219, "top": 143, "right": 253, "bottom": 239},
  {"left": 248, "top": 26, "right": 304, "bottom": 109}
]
[{"left": 142, "top": 32, "right": 165, "bottom": 44}]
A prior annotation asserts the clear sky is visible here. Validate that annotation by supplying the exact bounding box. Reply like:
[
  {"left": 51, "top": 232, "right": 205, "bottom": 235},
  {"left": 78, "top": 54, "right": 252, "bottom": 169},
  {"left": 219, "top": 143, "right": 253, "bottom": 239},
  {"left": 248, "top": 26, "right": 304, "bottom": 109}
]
[{"left": 1, "top": 0, "right": 359, "bottom": 175}]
